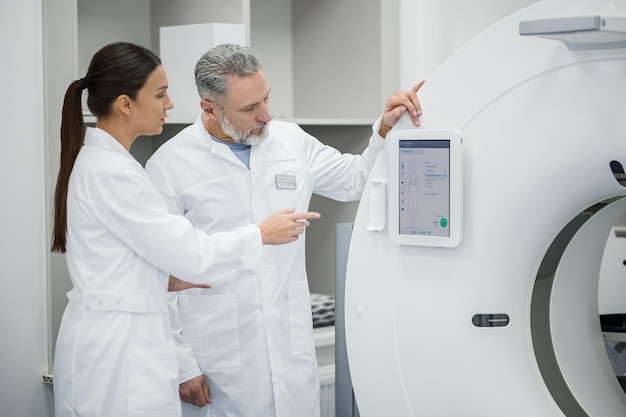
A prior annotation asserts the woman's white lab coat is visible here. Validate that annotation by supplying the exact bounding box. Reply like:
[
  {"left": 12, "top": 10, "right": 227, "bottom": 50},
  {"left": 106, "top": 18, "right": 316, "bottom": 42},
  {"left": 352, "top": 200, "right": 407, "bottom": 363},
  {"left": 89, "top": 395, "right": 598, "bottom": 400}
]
[
  {"left": 53, "top": 127, "right": 262, "bottom": 417},
  {"left": 145, "top": 118, "right": 385, "bottom": 417}
]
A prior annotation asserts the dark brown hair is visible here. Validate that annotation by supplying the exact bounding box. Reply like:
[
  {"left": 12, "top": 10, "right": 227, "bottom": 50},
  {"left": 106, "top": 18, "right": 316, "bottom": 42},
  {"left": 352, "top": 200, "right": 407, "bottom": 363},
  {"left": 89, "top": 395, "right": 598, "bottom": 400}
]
[{"left": 51, "top": 42, "right": 161, "bottom": 252}]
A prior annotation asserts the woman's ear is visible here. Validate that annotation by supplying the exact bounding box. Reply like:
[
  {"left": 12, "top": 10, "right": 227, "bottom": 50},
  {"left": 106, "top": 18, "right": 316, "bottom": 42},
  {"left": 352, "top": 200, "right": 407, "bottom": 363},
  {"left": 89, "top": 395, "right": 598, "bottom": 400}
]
[{"left": 115, "top": 94, "right": 133, "bottom": 117}]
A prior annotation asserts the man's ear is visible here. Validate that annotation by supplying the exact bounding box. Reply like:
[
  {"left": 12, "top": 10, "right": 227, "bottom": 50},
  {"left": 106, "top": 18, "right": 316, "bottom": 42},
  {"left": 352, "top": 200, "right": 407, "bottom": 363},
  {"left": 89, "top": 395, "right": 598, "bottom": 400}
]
[
  {"left": 115, "top": 94, "right": 133, "bottom": 117},
  {"left": 200, "top": 99, "right": 219, "bottom": 121}
]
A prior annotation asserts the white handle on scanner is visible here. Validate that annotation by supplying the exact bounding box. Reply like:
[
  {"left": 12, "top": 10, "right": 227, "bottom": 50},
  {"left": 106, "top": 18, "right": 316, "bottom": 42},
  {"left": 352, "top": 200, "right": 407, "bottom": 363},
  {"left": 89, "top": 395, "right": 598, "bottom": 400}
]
[
  {"left": 366, "top": 180, "right": 387, "bottom": 231},
  {"left": 614, "top": 226, "right": 626, "bottom": 238},
  {"left": 519, "top": 15, "right": 626, "bottom": 50}
]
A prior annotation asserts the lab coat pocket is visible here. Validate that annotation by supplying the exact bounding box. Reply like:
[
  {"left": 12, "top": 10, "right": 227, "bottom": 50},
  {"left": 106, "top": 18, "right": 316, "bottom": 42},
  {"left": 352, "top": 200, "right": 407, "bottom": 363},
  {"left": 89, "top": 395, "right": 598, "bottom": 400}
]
[
  {"left": 267, "top": 154, "right": 297, "bottom": 168},
  {"left": 128, "top": 338, "right": 179, "bottom": 416},
  {"left": 288, "top": 280, "right": 315, "bottom": 355},
  {"left": 181, "top": 400, "right": 211, "bottom": 416},
  {"left": 178, "top": 293, "right": 241, "bottom": 369}
]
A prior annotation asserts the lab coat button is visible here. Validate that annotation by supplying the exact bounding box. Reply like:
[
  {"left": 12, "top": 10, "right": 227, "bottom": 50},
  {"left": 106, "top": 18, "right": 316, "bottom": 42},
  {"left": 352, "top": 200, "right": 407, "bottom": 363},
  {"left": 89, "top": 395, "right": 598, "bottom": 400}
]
[{"left": 265, "top": 377, "right": 271, "bottom": 383}]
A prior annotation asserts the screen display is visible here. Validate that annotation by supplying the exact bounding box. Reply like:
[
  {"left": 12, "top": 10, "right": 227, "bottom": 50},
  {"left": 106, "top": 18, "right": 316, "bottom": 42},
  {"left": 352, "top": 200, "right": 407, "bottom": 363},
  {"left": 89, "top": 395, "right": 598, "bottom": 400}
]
[{"left": 398, "top": 140, "right": 451, "bottom": 237}]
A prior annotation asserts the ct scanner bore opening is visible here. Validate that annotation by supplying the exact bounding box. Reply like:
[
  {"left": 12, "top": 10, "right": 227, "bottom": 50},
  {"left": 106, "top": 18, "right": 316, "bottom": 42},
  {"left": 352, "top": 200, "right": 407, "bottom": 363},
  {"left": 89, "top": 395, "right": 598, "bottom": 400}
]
[{"left": 532, "top": 192, "right": 626, "bottom": 417}]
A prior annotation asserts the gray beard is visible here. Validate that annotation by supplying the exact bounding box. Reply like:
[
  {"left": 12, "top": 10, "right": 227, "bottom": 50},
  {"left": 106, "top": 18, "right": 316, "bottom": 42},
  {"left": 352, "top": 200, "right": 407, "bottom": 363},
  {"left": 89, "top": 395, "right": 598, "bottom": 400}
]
[{"left": 221, "top": 114, "right": 269, "bottom": 146}]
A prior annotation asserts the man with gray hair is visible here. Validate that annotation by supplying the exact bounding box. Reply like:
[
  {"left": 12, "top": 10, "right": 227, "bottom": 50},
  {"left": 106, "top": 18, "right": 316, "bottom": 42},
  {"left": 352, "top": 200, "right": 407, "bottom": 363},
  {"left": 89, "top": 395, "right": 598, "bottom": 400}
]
[{"left": 146, "top": 43, "right": 423, "bottom": 417}]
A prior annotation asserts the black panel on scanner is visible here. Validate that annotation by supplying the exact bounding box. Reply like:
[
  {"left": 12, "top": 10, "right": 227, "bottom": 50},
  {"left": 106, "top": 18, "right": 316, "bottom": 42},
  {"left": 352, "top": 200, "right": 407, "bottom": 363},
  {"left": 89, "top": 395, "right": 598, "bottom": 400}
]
[{"left": 600, "top": 314, "right": 626, "bottom": 333}]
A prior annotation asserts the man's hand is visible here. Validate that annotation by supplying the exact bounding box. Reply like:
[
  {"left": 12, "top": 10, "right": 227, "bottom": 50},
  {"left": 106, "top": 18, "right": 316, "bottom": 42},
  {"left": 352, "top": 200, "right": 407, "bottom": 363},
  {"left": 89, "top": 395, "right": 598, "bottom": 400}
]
[
  {"left": 379, "top": 80, "right": 426, "bottom": 138},
  {"left": 179, "top": 374, "right": 211, "bottom": 407},
  {"left": 168, "top": 275, "right": 212, "bottom": 292}
]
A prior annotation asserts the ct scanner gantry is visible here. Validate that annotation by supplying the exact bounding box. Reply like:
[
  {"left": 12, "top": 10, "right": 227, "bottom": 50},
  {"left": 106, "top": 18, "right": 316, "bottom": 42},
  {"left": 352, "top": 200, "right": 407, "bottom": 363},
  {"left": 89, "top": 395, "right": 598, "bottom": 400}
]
[{"left": 344, "top": 0, "right": 626, "bottom": 416}]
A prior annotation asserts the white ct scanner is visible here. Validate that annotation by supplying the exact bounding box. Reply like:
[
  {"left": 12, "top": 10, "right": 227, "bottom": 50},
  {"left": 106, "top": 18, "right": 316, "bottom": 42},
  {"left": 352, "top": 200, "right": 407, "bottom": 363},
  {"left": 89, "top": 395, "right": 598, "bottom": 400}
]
[{"left": 344, "top": 0, "right": 626, "bottom": 415}]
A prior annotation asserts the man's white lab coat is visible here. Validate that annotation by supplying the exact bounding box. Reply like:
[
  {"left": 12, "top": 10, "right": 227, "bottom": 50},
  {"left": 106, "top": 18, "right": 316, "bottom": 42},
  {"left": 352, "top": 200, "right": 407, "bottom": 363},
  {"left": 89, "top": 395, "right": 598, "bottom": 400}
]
[{"left": 145, "top": 117, "right": 384, "bottom": 417}]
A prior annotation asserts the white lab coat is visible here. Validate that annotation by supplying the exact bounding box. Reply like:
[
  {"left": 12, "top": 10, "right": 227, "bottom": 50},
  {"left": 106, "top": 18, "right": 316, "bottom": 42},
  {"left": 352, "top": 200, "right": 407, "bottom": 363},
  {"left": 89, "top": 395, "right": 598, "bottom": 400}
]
[
  {"left": 53, "top": 127, "right": 263, "bottom": 417},
  {"left": 145, "top": 117, "right": 385, "bottom": 417}
]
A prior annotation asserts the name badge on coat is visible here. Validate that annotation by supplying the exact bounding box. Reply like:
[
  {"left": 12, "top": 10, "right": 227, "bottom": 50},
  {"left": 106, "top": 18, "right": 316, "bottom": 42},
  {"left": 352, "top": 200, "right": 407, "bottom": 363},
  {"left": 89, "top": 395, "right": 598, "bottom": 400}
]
[{"left": 275, "top": 174, "right": 297, "bottom": 190}]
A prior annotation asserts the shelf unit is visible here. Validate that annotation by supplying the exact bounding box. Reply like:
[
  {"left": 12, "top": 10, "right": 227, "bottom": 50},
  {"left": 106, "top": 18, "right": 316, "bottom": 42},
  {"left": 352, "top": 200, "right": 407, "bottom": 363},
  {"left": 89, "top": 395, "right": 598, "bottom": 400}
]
[{"left": 71, "top": 0, "right": 399, "bottom": 124}]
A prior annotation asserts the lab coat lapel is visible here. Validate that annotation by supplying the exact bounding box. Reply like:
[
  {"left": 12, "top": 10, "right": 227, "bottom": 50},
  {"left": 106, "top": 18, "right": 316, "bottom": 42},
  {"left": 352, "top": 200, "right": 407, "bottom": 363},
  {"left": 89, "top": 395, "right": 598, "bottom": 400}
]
[
  {"left": 196, "top": 120, "right": 246, "bottom": 168},
  {"left": 86, "top": 127, "right": 136, "bottom": 160}
]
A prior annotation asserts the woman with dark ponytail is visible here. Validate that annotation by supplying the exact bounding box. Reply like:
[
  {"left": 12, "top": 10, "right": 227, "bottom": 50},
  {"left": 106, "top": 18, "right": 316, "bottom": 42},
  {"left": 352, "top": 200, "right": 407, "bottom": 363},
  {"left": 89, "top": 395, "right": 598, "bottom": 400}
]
[{"left": 51, "top": 42, "right": 320, "bottom": 417}]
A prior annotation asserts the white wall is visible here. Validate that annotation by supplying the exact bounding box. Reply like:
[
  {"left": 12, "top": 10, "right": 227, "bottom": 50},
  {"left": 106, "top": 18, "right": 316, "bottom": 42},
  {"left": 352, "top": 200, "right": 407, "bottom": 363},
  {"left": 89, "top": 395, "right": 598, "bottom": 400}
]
[{"left": 0, "top": 0, "right": 55, "bottom": 415}]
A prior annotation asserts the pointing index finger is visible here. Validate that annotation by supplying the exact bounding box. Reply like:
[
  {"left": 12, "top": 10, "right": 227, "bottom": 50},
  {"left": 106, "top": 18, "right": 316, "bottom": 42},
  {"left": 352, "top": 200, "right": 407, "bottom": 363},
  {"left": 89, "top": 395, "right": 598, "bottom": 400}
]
[
  {"left": 293, "top": 211, "right": 321, "bottom": 220},
  {"left": 412, "top": 79, "right": 426, "bottom": 93},
  {"left": 409, "top": 80, "right": 425, "bottom": 121}
]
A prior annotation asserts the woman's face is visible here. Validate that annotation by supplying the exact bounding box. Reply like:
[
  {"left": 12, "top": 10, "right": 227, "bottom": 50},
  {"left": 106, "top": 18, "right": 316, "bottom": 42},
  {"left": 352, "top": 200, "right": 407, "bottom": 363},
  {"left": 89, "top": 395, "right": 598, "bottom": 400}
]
[{"left": 131, "top": 65, "right": 174, "bottom": 136}]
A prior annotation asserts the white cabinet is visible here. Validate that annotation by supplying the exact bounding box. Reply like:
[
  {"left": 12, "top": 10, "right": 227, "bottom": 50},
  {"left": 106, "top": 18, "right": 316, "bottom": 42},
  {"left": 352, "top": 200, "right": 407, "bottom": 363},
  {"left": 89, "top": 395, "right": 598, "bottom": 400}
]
[{"left": 159, "top": 23, "right": 246, "bottom": 122}]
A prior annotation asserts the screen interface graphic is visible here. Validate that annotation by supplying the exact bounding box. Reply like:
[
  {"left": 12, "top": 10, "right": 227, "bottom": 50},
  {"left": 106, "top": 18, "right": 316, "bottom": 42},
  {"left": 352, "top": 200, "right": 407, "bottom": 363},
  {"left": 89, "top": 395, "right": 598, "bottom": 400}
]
[{"left": 398, "top": 140, "right": 450, "bottom": 237}]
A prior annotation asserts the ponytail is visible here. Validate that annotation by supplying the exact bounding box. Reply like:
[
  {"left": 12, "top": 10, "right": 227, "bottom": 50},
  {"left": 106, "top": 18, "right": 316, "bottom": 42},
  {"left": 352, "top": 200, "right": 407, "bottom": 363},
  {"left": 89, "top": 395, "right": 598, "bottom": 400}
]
[{"left": 51, "top": 79, "right": 86, "bottom": 252}]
